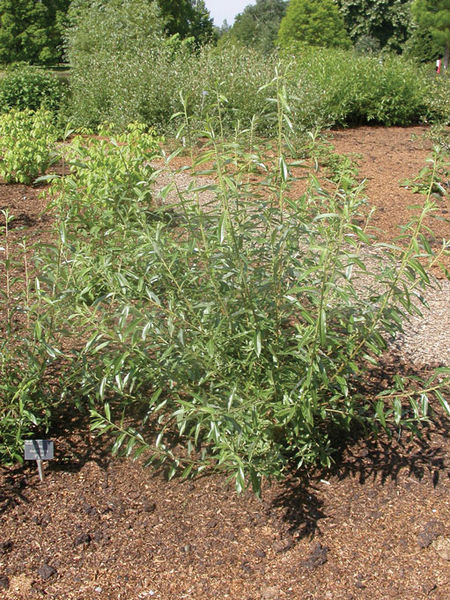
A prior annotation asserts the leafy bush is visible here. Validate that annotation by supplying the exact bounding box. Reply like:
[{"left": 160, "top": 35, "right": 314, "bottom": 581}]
[
  {"left": 53, "top": 122, "right": 161, "bottom": 214},
  {"left": 66, "top": 0, "right": 282, "bottom": 134},
  {"left": 67, "top": 31, "right": 448, "bottom": 138},
  {"left": 35, "top": 96, "right": 448, "bottom": 493},
  {"left": 46, "top": 123, "right": 162, "bottom": 303},
  {"left": 0, "top": 64, "right": 65, "bottom": 113},
  {"left": 344, "top": 54, "right": 430, "bottom": 125},
  {"left": 284, "top": 48, "right": 431, "bottom": 128},
  {"left": 67, "top": 12, "right": 278, "bottom": 135},
  {"left": 0, "top": 109, "right": 58, "bottom": 183},
  {"left": 65, "top": 0, "right": 167, "bottom": 129},
  {"left": 424, "top": 74, "right": 450, "bottom": 124}
]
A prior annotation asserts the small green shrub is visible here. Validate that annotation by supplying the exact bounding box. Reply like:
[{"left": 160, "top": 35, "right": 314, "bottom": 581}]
[
  {"left": 46, "top": 123, "right": 162, "bottom": 302},
  {"left": 0, "top": 109, "right": 58, "bottom": 184},
  {"left": 52, "top": 122, "right": 162, "bottom": 217},
  {"left": 0, "top": 64, "right": 65, "bottom": 113},
  {"left": 38, "top": 97, "right": 449, "bottom": 494}
]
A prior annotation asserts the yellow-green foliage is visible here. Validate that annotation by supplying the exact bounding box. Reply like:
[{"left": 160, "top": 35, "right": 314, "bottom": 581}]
[
  {"left": 52, "top": 122, "right": 162, "bottom": 220},
  {"left": 278, "top": 0, "right": 351, "bottom": 50},
  {"left": 0, "top": 109, "right": 57, "bottom": 184}
]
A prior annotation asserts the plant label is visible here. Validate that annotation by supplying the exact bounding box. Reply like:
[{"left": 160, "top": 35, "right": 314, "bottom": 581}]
[
  {"left": 24, "top": 440, "right": 54, "bottom": 482},
  {"left": 24, "top": 440, "right": 54, "bottom": 461}
]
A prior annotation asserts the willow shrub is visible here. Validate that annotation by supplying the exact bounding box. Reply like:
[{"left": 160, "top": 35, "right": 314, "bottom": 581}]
[
  {"left": 67, "top": 18, "right": 449, "bottom": 138},
  {"left": 0, "top": 122, "right": 162, "bottom": 464},
  {"left": 67, "top": 37, "right": 278, "bottom": 136},
  {"left": 66, "top": 0, "right": 278, "bottom": 135},
  {"left": 33, "top": 88, "right": 448, "bottom": 494},
  {"left": 0, "top": 211, "right": 57, "bottom": 463},
  {"left": 2, "top": 92, "right": 448, "bottom": 485}
]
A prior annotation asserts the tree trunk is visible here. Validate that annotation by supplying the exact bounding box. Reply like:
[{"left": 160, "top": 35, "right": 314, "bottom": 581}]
[{"left": 444, "top": 42, "right": 449, "bottom": 71}]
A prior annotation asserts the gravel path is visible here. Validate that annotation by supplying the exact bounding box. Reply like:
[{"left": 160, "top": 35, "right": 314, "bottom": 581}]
[{"left": 392, "top": 279, "right": 449, "bottom": 367}]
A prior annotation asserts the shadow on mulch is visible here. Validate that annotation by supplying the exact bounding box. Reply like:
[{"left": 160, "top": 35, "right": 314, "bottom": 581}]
[
  {"left": 334, "top": 422, "right": 447, "bottom": 486},
  {"left": 270, "top": 355, "right": 449, "bottom": 540},
  {"left": 270, "top": 417, "right": 448, "bottom": 540},
  {"left": 1, "top": 351, "right": 448, "bottom": 550}
]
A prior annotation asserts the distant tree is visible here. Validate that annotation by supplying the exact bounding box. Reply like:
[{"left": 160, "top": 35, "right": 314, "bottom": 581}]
[
  {"left": 157, "top": 0, "right": 215, "bottom": 45},
  {"left": 411, "top": 0, "right": 450, "bottom": 68},
  {"left": 218, "top": 19, "right": 231, "bottom": 34},
  {"left": 0, "top": 0, "right": 70, "bottom": 65},
  {"left": 225, "top": 0, "right": 288, "bottom": 53},
  {"left": 337, "top": 0, "right": 413, "bottom": 53},
  {"left": 403, "top": 23, "right": 441, "bottom": 64},
  {"left": 278, "top": 0, "right": 351, "bottom": 50}
]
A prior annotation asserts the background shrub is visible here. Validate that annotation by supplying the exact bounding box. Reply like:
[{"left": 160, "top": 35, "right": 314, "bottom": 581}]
[
  {"left": 341, "top": 53, "right": 430, "bottom": 125},
  {"left": 284, "top": 48, "right": 432, "bottom": 129},
  {"left": 0, "top": 63, "right": 65, "bottom": 113},
  {"left": 65, "top": 0, "right": 167, "bottom": 129},
  {"left": 424, "top": 75, "right": 450, "bottom": 124},
  {"left": 66, "top": 0, "right": 278, "bottom": 136},
  {"left": 65, "top": 1, "right": 449, "bottom": 136},
  {"left": 0, "top": 109, "right": 58, "bottom": 183},
  {"left": 278, "top": 0, "right": 351, "bottom": 50},
  {"left": 67, "top": 35, "right": 446, "bottom": 137}
]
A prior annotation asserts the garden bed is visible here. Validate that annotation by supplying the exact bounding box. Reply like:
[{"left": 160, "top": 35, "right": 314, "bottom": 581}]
[{"left": 0, "top": 125, "right": 449, "bottom": 600}]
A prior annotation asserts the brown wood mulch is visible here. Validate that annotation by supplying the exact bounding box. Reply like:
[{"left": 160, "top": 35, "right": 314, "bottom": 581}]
[{"left": 0, "top": 126, "right": 449, "bottom": 600}]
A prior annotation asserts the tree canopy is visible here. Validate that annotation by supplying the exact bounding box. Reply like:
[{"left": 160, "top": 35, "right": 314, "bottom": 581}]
[
  {"left": 278, "top": 0, "right": 351, "bottom": 50},
  {"left": 411, "top": 0, "right": 450, "bottom": 67},
  {"left": 337, "top": 1, "right": 413, "bottom": 53},
  {"left": 225, "top": 0, "right": 287, "bottom": 53},
  {"left": 156, "top": 0, "right": 215, "bottom": 45},
  {"left": 0, "top": 0, "right": 70, "bottom": 65}
]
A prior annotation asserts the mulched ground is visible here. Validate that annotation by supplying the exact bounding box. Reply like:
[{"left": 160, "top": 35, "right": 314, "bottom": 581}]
[{"left": 1, "top": 126, "right": 449, "bottom": 600}]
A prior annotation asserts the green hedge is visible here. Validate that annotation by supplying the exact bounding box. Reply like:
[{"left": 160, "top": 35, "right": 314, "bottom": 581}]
[{"left": 0, "top": 64, "right": 66, "bottom": 114}]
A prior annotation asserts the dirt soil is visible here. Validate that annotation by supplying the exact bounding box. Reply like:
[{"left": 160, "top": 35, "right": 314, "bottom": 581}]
[{"left": 1, "top": 126, "right": 449, "bottom": 600}]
